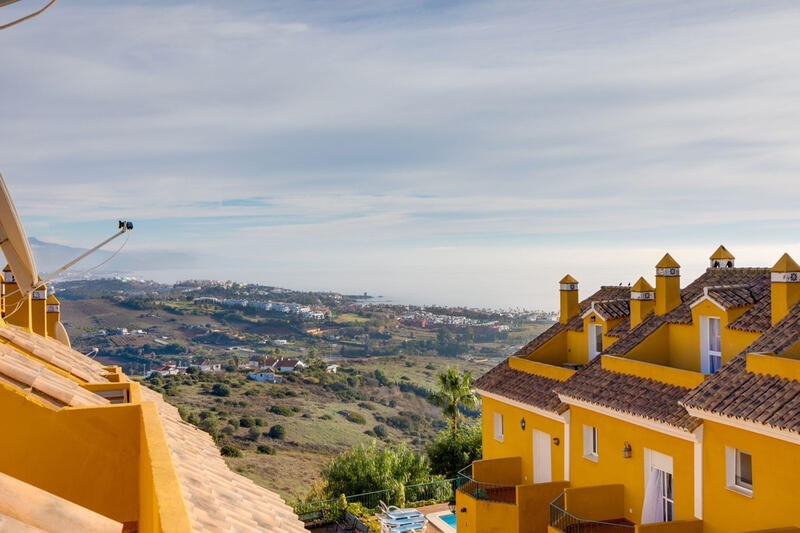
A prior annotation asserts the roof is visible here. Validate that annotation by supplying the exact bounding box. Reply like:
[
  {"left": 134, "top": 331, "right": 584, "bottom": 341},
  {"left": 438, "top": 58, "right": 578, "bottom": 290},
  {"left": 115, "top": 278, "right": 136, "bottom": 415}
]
[
  {"left": 771, "top": 253, "right": 800, "bottom": 273},
  {"left": 554, "top": 357, "right": 701, "bottom": 431},
  {"left": 656, "top": 253, "right": 680, "bottom": 269},
  {"left": 140, "top": 387, "right": 307, "bottom": 532},
  {"left": 516, "top": 286, "right": 630, "bottom": 357},
  {"left": 710, "top": 245, "right": 735, "bottom": 260},
  {"left": 681, "top": 355, "right": 800, "bottom": 434},
  {"left": 474, "top": 359, "right": 565, "bottom": 414},
  {"left": 631, "top": 277, "right": 654, "bottom": 292},
  {"left": 589, "top": 300, "right": 630, "bottom": 320},
  {"left": 604, "top": 268, "right": 770, "bottom": 354},
  {"left": 0, "top": 343, "right": 109, "bottom": 409},
  {"left": 739, "top": 301, "right": 800, "bottom": 356}
]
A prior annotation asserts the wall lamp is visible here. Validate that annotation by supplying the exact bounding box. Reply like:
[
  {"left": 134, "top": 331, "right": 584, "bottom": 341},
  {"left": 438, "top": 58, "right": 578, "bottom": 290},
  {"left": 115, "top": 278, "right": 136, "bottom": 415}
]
[
  {"left": 520, "top": 417, "right": 526, "bottom": 431},
  {"left": 553, "top": 437, "right": 560, "bottom": 446},
  {"left": 623, "top": 441, "right": 632, "bottom": 459}
]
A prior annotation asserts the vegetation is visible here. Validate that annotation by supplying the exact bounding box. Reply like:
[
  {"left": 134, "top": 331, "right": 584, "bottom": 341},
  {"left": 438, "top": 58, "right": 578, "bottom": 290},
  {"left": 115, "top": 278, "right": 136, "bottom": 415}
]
[
  {"left": 269, "top": 425, "right": 286, "bottom": 440},
  {"left": 429, "top": 368, "right": 478, "bottom": 434},
  {"left": 220, "top": 444, "right": 242, "bottom": 457},
  {"left": 322, "top": 441, "right": 431, "bottom": 498},
  {"left": 426, "top": 424, "right": 482, "bottom": 479}
]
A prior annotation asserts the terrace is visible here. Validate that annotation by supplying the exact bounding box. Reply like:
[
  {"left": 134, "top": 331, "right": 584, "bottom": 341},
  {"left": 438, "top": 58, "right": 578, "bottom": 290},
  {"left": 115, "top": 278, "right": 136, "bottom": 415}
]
[{"left": 548, "top": 486, "right": 702, "bottom": 533}]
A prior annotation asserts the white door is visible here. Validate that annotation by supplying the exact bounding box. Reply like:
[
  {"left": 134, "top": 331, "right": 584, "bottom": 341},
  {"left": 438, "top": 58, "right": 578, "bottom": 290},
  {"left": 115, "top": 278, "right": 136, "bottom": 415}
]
[
  {"left": 532, "top": 429, "right": 551, "bottom": 483},
  {"left": 588, "top": 324, "right": 603, "bottom": 360}
]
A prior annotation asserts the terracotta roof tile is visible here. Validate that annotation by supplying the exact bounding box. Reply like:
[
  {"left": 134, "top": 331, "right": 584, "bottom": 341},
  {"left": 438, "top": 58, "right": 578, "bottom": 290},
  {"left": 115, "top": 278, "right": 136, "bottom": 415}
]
[
  {"left": 473, "top": 359, "right": 565, "bottom": 414},
  {"left": 681, "top": 355, "right": 800, "bottom": 433},
  {"left": 554, "top": 357, "right": 701, "bottom": 431}
]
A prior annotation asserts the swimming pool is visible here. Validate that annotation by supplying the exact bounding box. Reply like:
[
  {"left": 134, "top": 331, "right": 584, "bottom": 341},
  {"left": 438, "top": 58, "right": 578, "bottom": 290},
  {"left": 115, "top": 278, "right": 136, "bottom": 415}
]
[{"left": 427, "top": 510, "right": 456, "bottom": 532}]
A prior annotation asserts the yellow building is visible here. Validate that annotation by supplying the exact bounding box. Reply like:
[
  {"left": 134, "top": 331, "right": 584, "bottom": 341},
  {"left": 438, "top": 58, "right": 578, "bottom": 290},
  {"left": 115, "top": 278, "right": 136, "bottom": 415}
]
[
  {"left": 458, "top": 247, "right": 800, "bottom": 533},
  {"left": 0, "top": 187, "right": 306, "bottom": 531}
]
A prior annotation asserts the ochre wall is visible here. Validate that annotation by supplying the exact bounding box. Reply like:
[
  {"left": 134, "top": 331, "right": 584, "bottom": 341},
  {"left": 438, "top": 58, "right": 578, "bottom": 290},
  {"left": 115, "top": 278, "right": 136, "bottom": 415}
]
[
  {"left": 565, "top": 330, "right": 589, "bottom": 365},
  {"left": 455, "top": 490, "right": 518, "bottom": 533},
  {"left": 517, "top": 481, "right": 569, "bottom": 533},
  {"left": 523, "top": 332, "right": 567, "bottom": 366},
  {"left": 568, "top": 406, "right": 696, "bottom": 524},
  {"left": 0, "top": 386, "right": 139, "bottom": 522},
  {"left": 701, "top": 420, "right": 800, "bottom": 533},
  {"left": 481, "top": 396, "right": 565, "bottom": 485}
]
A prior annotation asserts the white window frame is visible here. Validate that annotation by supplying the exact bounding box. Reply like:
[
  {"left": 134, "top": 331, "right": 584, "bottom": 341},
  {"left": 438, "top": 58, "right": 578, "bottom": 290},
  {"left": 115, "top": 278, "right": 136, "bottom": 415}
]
[
  {"left": 588, "top": 324, "right": 603, "bottom": 360},
  {"left": 493, "top": 412, "right": 504, "bottom": 442},
  {"left": 725, "top": 446, "right": 753, "bottom": 497},
  {"left": 644, "top": 449, "right": 674, "bottom": 523},
  {"left": 700, "top": 316, "right": 722, "bottom": 374},
  {"left": 582, "top": 425, "right": 598, "bottom": 462}
]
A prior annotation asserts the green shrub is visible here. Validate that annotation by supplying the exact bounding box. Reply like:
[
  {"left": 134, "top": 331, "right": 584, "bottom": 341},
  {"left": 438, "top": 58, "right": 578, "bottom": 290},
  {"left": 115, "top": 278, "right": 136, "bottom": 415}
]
[
  {"left": 220, "top": 444, "right": 242, "bottom": 457},
  {"left": 345, "top": 412, "right": 367, "bottom": 425},
  {"left": 373, "top": 425, "right": 388, "bottom": 438},
  {"left": 240, "top": 416, "right": 255, "bottom": 428},
  {"left": 269, "top": 405, "right": 293, "bottom": 417},
  {"left": 221, "top": 425, "right": 235, "bottom": 435},
  {"left": 211, "top": 383, "right": 231, "bottom": 397},
  {"left": 248, "top": 426, "right": 261, "bottom": 441},
  {"left": 269, "top": 425, "right": 286, "bottom": 440},
  {"left": 254, "top": 418, "right": 265, "bottom": 426},
  {"left": 228, "top": 418, "right": 240, "bottom": 428},
  {"left": 257, "top": 444, "right": 276, "bottom": 455}
]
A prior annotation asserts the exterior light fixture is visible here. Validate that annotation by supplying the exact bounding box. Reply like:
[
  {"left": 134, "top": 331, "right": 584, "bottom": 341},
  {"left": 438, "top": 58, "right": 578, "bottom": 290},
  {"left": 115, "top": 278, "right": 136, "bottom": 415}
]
[
  {"left": 623, "top": 441, "right": 632, "bottom": 459},
  {"left": 520, "top": 418, "right": 526, "bottom": 431},
  {"left": 448, "top": 500, "right": 456, "bottom": 513},
  {"left": 590, "top": 315, "right": 596, "bottom": 322},
  {"left": 553, "top": 437, "right": 560, "bottom": 446}
]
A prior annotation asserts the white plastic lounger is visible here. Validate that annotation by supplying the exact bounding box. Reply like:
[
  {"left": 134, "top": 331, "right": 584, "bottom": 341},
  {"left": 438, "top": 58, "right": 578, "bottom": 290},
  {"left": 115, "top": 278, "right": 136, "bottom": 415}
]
[{"left": 378, "top": 500, "right": 420, "bottom": 519}]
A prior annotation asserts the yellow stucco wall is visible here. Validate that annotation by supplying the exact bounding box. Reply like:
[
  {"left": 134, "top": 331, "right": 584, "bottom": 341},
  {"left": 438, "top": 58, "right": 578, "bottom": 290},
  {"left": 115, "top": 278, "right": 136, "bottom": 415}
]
[
  {"left": 701, "top": 420, "right": 800, "bottom": 533},
  {"left": 481, "top": 396, "right": 565, "bottom": 485},
  {"left": 568, "top": 406, "right": 696, "bottom": 524},
  {"left": 455, "top": 490, "right": 518, "bottom": 533}
]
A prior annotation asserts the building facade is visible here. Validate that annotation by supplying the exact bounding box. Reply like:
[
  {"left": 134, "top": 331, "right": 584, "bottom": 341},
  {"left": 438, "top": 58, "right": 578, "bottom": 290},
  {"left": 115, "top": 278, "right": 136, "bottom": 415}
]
[{"left": 456, "top": 247, "right": 800, "bottom": 533}]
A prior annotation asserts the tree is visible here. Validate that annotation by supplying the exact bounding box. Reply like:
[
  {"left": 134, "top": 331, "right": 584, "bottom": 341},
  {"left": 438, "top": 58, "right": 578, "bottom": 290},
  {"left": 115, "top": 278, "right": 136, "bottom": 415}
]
[
  {"left": 426, "top": 423, "right": 482, "bottom": 479},
  {"left": 429, "top": 368, "right": 478, "bottom": 435},
  {"left": 322, "top": 441, "right": 431, "bottom": 500}
]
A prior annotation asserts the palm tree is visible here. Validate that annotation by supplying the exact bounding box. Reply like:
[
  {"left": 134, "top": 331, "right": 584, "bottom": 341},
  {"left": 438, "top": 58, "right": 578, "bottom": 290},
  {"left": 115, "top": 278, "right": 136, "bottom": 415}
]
[{"left": 430, "top": 368, "right": 478, "bottom": 435}]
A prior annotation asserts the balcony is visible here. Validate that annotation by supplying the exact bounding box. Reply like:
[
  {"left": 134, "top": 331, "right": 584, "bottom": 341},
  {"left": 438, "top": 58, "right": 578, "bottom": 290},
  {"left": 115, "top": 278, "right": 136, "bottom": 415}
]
[
  {"left": 548, "top": 486, "right": 702, "bottom": 533},
  {"left": 456, "top": 457, "right": 568, "bottom": 533}
]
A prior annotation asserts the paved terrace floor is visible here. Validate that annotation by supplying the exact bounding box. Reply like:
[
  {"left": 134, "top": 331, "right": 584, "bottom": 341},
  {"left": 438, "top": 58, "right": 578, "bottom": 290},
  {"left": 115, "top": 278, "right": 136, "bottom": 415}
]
[{"left": 309, "top": 502, "right": 450, "bottom": 533}]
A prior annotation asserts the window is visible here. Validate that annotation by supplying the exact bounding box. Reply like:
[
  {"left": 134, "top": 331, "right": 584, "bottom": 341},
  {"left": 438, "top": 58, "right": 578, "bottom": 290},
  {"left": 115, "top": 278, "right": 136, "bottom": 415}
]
[
  {"left": 582, "top": 425, "right": 598, "bottom": 461},
  {"left": 662, "top": 472, "right": 674, "bottom": 521},
  {"left": 493, "top": 412, "right": 504, "bottom": 442},
  {"left": 588, "top": 324, "right": 603, "bottom": 360},
  {"left": 725, "top": 446, "right": 753, "bottom": 496},
  {"left": 708, "top": 317, "right": 721, "bottom": 372}
]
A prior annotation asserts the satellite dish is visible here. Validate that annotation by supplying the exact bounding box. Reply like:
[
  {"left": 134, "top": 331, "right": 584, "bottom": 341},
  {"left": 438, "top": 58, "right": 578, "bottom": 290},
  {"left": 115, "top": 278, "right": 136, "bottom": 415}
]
[{"left": 0, "top": 172, "right": 38, "bottom": 296}]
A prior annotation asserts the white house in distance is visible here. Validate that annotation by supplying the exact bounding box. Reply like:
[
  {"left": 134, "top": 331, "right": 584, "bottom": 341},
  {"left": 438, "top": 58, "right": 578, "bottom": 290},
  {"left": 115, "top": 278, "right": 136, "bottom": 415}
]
[
  {"left": 248, "top": 371, "right": 283, "bottom": 383},
  {"left": 325, "top": 364, "right": 339, "bottom": 374}
]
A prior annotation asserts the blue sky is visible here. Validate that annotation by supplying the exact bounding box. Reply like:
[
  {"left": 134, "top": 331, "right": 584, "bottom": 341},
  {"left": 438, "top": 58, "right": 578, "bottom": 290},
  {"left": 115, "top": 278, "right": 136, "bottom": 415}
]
[{"left": 2, "top": 1, "right": 800, "bottom": 308}]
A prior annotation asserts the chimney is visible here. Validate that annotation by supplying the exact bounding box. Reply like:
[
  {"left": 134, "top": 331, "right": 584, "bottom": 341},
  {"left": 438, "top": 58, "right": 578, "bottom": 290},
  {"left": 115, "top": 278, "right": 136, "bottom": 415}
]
[
  {"left": 30, "top": 280, "right": 48, "bottom": 338},
  {"left": 770, "top": 253, "right": 800, "bottom": 324},
  {"left": 559, "top": 275, "right": 579, "bottom": 324},
  {"left": 709, "top": 245, "right": 735, "bottom": 269},
  {"left": 655, "top": 253, "right": 681, "bottom": 315},
  {"left": 630, "top": 277, "right": 655, "bottom": 328},
  {"left": 46, "top": 293, "right": 61, "bottom": 338},
  {"left": 3, "top": 264, "right": 32, "bottom": 331}
]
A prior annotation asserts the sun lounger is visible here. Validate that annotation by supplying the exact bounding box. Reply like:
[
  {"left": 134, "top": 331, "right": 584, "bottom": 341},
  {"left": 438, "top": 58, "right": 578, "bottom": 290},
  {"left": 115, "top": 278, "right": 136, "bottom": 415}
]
[
  {"left": 378, "top": 500, "right": 421, "bottom": 520},
  {"left": 379, "top": 520, "right": 426, "bottom": 533},
  {"left": 337, "top": 511, "right": 358, "bottom": 532},
  {"left": 377, "top": 514, "right": 426, "bottom": 527}
]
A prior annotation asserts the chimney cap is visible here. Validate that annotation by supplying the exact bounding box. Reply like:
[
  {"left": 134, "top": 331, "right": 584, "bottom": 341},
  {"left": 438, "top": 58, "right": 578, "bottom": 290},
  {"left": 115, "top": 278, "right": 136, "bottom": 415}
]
[
  {"left": 559, "top": 274, "right": 579, "bottom": 285},
  {"left": 771, "top": 253, "right": 800, "bottom": 273},
  {"left": 2, "top": 264, "right": 10, "bottom": 272},
  {"left": 631, "top": 277, "right": 655, "bottom": 292},
  {"left": 710, "top": 245, "right": 735, "bottom": 261},
  {"left": 656, "top": 253, "right": 680, "bottom": 269},
  {"left": 46, "top": 294, "right": 59, "bottom": 304}
]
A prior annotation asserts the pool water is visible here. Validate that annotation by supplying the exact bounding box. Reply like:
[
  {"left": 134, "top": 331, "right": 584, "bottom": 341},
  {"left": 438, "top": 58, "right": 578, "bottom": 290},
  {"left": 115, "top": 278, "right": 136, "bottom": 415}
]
[{"left": 441, "top": 513, "right": 457, "bottom": 528}]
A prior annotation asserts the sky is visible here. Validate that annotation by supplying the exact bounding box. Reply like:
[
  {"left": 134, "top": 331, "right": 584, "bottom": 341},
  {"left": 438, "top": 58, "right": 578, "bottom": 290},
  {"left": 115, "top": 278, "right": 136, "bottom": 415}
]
[{"left": 2, "top": 1, "right": 800, "bottom": 309}]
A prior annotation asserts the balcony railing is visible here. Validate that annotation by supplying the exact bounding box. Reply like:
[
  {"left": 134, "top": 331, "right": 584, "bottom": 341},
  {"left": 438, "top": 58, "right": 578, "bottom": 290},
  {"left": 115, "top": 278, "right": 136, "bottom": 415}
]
[
  {"left": 549, "top": 492, "right": 634, "bottom": 533},
  {"left": 456, "top": 465, "right": 517, "bottom": 505}
]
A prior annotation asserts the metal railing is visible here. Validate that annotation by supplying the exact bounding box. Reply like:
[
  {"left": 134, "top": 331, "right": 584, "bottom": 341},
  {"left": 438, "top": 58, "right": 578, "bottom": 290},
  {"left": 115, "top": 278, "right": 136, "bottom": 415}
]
[
  {"left": 456, "top": 464, "right": 517, "bottom": 505},
  {"left": 549, "top": 492, "right": 634, "bottom": 533},
  {"left": 293, "top": 478, "right": 456, "bottom": 525}
]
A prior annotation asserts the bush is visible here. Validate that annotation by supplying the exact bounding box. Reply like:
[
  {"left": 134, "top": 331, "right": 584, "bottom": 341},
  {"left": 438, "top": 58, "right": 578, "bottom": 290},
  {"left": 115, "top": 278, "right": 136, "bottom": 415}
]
[
  {"left": 257, "top": 444, "right": 276, "bottom": 455},
  {"left": 345, "top": 412, "right": 367, "bottom": 425},
  {"left": 240, "top": 416, "right": 255, "bottom": 428},
  {"left": 228, "top": 418, "right": 240, "bottom": 428},
  {"left": 211, "top": 383, "right": 231, "bottom": 397},
  {"left": 220, "top": 444, "right": 242, "bottom": 457},
  {"left": 425, "top": 423, "right": 482, "bottom": 479},
  {"left": 221, "top": 425, "right": 235, "bottom": 435},
  {"left": 323, "top": 441, "right": 431, "bottom": 501},
  {"left": 269, "top": 425, "right": 286, "bottom": 440},
  {"left": 254, "top": 418, "right": 265, "bottom": 426},
  {"left": 320, "top": 414, "right": 333, "bottom": 420},
  {"left": 269, "top": 405, "right": 294, "bottom": 417},
  {"left": 248, "top": 426, "right": 261, "bottom": 441},
  {"left": 199, "top": 416, "right": 220, "bottom": 438},
  {"left": 373, "top": 425, "right": 388, "bottom": 438}
]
